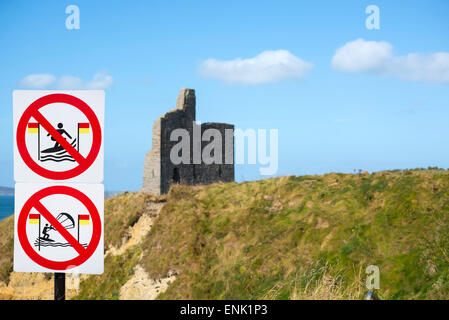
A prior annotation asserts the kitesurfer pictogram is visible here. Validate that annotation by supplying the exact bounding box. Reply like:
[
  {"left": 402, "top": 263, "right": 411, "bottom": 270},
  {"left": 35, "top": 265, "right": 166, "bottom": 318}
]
[{"left": 33, "top": 212, "right": 88, "bottom": 250}]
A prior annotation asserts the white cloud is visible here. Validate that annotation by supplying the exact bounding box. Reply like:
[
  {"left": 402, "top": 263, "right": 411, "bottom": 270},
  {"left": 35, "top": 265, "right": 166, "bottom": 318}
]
[
  {"left": 85, "top": 71, "right": 114, "bottom": 89},
  {"left": 19, "top": 71, "right": 114, "bottom": 89},
  {"left": 57, "top": 75, "right": 85, "bottom": 89},
  {"left": 199, "top": 50, "right": 314, "bottom": 84},
  {"left": 390, "top": 53, "right": 449, "bottom": 83},
  {"left": 332, "top": 39, "right": 393, "bottom": 73},
  {"left": 332, "top": 38, "right": 449, "bottom": 83},
  {"left": 19, "top": 74, "right": 57, "bottom": 89}
]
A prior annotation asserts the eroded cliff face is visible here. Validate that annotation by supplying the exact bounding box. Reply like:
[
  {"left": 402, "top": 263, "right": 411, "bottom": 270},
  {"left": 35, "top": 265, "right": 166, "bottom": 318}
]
[
  {"left": 0, "top": 271, "right": 85, "bottom": 300},
  {"left": 119, "top": 265, "right": 177, "bottom": 300}
]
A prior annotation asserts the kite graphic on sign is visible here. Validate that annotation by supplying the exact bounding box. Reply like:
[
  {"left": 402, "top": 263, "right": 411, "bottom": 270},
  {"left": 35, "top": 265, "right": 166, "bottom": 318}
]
[
  {"left": 26, "top": 122, "right": 92, "bottom": 163},
  {"left": 30, "top": 212, "right": 89, "bottom": 250},
  {"left": 16, "top": 185, "right": 102, "bottom": 271}
]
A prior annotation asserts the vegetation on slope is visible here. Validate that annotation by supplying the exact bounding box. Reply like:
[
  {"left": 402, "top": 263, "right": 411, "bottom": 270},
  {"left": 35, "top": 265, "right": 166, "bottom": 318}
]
[
  {"left": 103, "top": 191, "right": 165, "bottom": 250},
  {"left": 140, "top": 169, "right": 449, "bottom": 299},
  {"left": 2, "top": 169, "right": 449, "bottom": 300},
  {"left": 74, "top": 245, "right": 142, "bottom": 300},
  {"left": 74, "top": 192, "right": 164, "bottom": 300},
  {"left": 0, "top": 216, "right": 14, "bottom": 284}
]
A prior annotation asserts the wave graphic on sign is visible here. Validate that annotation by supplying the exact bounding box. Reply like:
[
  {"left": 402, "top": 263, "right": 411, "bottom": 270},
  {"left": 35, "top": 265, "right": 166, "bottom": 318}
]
[
  {"left": 40, "top": 139, "right": 77, "bottom": 162},
  {"left": 34, "top": 238, "right": 88, "bottom": 248}
]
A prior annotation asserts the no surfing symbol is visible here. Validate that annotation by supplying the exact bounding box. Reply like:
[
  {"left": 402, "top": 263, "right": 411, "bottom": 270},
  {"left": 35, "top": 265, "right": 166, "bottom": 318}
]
[{"left": 14, "top": 91, "right": 104, "bottom": 183}]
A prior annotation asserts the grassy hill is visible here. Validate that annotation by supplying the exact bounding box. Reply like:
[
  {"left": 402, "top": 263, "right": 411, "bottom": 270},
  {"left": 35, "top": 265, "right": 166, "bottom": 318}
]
[{"left": 2, "top": 169, "right": 449, "bottom": 299}]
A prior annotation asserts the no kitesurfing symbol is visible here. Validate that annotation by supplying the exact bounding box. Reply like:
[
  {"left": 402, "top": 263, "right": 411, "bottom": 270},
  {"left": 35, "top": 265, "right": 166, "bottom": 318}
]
[
  {"left": 16, "top": 93, "right": 102, "bottom": 180},
  {"left": 17, "top": 185, "right": 101, "bottom": 270}
]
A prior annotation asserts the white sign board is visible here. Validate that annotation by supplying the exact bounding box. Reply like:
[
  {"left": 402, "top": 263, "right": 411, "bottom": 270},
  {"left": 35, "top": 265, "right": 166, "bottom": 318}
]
[
  {"left": 13, "top": 90, "right": 104, "bottom": 183},
  {"left": 14, "top": 183, "right": 104, "bottom": 274}
]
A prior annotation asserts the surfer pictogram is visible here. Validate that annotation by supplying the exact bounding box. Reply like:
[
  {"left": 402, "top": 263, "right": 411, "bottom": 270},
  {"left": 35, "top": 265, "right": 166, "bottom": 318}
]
[
  {"left": 30, "top": 212, "right": 89, "bottom": 250},
  {"left": 44, "top": 122, "right": 73, "bottom": 152},
  {"left": 26, "top": 121, "right": 91, "bottom": 163}
]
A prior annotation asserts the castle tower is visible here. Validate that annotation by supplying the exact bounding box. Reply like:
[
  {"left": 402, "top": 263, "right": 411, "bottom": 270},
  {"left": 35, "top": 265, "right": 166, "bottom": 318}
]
[{"left": 142, "top": 88, "right": 234, "bottom": 195}]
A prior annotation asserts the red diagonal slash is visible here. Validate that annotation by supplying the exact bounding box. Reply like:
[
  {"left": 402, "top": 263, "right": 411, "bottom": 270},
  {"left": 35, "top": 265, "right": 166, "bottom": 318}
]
[
  {"left": 33, "top": 201, "right": 86, "bottom": 255},
  {"left": 32, "top": 110, "right": 87, "bottom": 165}
]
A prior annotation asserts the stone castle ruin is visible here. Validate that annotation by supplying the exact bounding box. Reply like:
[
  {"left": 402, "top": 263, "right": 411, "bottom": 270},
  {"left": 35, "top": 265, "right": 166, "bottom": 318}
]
[{"left": 142, "top": 88, "right": 234, "bottom": 195}]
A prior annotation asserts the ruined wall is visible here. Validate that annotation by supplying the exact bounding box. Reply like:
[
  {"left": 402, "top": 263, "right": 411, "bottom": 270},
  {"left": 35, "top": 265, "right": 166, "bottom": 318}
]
[
  {"left": 193, "top": 122, "right": 234, "bottom": 186},
  {"left": 159, "top": 109, "right": 195, "bottom": 194},
  {"left": 142, "top": 88, "right": 234, "bottom": 195},
  {"left": 142, "top": 118, "right": 161, "bottom": 195}
]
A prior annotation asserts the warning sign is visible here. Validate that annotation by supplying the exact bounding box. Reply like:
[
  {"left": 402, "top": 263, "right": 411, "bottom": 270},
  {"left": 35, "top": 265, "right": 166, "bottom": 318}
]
[
  {"left": 13, "top": 91, "right": 104, "bottom": 183},
  {"left": 13, "top": 183, "right": 104, "bottom": 274}
]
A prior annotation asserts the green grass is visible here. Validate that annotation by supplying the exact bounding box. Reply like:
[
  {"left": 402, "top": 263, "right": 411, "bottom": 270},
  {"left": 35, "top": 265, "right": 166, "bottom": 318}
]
[
  {"left": 3, "top": 169, "right": 449, "bottom": 299},
  {"left": 140, "top": 169, "right": 449, "bottom": 299}
]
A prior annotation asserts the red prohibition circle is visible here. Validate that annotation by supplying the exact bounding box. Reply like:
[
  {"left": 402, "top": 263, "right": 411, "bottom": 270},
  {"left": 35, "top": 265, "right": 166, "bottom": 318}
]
[
  {"left": 17, "top": 186, "right": 102, "bottom": 270},
  {"left": 16, "top": 93, "right": 102, "bottom": 180}
]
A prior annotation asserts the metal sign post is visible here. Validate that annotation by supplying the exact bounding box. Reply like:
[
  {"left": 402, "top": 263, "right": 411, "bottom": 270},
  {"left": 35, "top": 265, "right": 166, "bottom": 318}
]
[
  {"left": 13, "top": 91, "right": 105, "bottom": 301},
  {"left": 54, "top": 273, "right": 65, "bottom": 300}
]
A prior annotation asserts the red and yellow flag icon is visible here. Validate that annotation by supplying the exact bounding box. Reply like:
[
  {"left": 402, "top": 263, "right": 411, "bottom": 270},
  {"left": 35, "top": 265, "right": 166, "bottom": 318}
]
[
  {"left": 78, "top": 123, "right": 90, "bottom": 134},
  {"left": 29, "top": 214, "right": 40, "bottom": 224},
  {"left": 28, "top": 123, "right": 39, "bottom": 134},
  {"left": 79, "top": 215, "right": 90, "bottom": 225}
]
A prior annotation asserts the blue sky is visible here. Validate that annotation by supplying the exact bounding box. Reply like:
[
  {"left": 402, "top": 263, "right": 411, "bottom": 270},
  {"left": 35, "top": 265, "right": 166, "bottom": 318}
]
[{"left": 1, "top": 0, "right": 448, "bottom": 191}]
